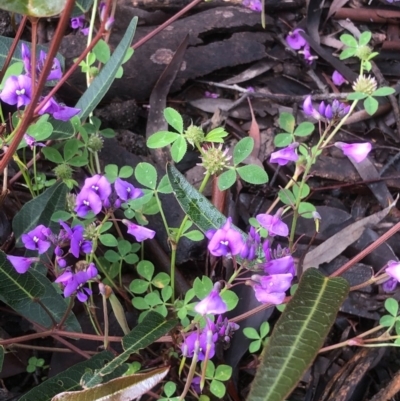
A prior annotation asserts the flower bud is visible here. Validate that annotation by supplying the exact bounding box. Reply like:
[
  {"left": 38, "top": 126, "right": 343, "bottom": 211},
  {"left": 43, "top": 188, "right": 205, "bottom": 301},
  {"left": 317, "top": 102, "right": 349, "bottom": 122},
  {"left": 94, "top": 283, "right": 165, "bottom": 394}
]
[
  {"left": 352, "top": 75, "right": 377, "bottom": 96},
  {"left": 88, "top": 134, "right": 104, "bottom": 152},
  {"left": 54, "top": 163, "right": 73, "bottom": 180},
  {"left": 355, "top": 45, "right": 372, "bottom": 61},
  {"left": 198, "top": 144, "right": 231, "bottom": 175},
  {"left": 185, "top": 124, "right": 205, "bottom": 146}
]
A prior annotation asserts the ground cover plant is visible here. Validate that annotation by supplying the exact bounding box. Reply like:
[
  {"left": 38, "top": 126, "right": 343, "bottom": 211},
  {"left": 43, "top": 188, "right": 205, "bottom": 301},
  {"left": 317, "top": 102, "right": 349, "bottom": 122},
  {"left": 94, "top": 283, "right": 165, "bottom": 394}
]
[{"left": 2, "top": 0, "right": 400, "bottom": 400}]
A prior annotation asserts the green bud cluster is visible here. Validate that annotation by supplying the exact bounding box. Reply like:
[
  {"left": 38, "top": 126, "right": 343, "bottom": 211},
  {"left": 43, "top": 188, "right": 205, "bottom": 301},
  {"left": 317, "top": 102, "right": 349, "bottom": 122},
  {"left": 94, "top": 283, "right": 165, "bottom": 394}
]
[
  {"left": 199, "top": 144, "right": 231, "bottom": 175},
  {"left": 184, "top": 124, "right": 205, "bottom": 146},
  {"left": 355, "top": 45, "right": 372, "bottom": 61},
  {"left": 352, "top": 75, "right": 377, "bottom": 96},
  {"left": 54, "top": 163, "right": 73, "bottom": 180},
  {"left": 88, "top": 134, "right": 104, "bottom": 152},
  {"left": 84, "top": 223, "right": 97, "bottom": 240},
  {"left": 66, "top": 193, "right": 76, "bottom": 213}
]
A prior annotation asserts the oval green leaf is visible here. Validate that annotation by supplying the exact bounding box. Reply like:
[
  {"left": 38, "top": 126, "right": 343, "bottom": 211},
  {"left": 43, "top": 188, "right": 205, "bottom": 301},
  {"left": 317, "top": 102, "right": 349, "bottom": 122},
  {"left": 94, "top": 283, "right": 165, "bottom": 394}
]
[
  {"left": 135, "top": 162, "right": 157, "bottom": 189},
  {"left": 233, "top": 137, "right": 254, "bottom": 165},
  {"left": 147, "top": 131, "right": 179, "bottom": 148},
  {"left": 247, "top": 269, "right": 349, "bottom": 401},
  {"left": 0, "top": 0, "right": 66, "bottom": 16},
  {"left": 236, "top": 165, "right": 268, "bottom": 185},
  {"left": 218, "top": 169, "right": 237, "bottom": 191},
  {"left": 164, "top": 107, "right": 183, "bottom": 134}
]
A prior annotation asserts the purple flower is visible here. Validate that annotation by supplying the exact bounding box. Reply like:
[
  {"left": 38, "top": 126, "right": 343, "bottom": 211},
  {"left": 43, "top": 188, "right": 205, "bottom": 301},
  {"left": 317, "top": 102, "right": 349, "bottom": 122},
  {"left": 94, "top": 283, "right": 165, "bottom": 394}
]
[
  {"left": 256, "top": 210, "right": 289, "bottom": 237},
  {"left": 242, "top": 0, "right": 262, "bottom": 11},
  {"left": 55, "top": 263, "right": 98, "bottom": 302},
  {"left": 206, "top": 217, "right": 245, "bottom": 257},
  {"left": 264, "top": 255, "right": 295, "bottom": 276},
  {"left": 299, "top": 45, "right": 316, "bottom": 64},
  {"left": 332, "top": 70, "right": 347, "bottom": 86},
  {"left": 75, "top": 190, "right": 103, "bottom": 217},
  {"left": 383, "top": 277, "right": 397, "bottom": 292},
  {"left": 195, "top": 283, "right": 227, "bottom": 315},
  {"left": 37, "top": 51, "right": 62, "bottom": 81},
  {"left": 122, "top": 220, "right": 156, "bottom": 241},
  {"left": 331, "top": 100, "right": 350, "bottom": 119},
  {"left": 240, "top": 226, "right": 260, "bottom": 260},
  {"left": 286, "top": 29, "right": 307, "bottom": 50},
  {"left": 82, "top": 175, "right": 112, "bottom": 201},
  {"left": 270, "top": 143, "right": 299, "bottom": 166},
  {"left": 303, "top": 96, "right": 322, "bottom": 120},
  {"left": 105, "top": 17, "right": 115, "bottom": 31},
  {"left": 59, "top": 221, "right": 92, "bottom": 258},
  {"left": 0, "top": 75, "right": 32, "bottom": 108},
  {"left": 386, "top": 261, "right": 400, "bottom": 282},
  {"left": 7, "top": 255, "right": 38, "bottom": 274},
  {"left": 21, "top": 43, "right": 31, "bottom": 75},
  {"left": 303, "top": 95, "right": 349, "bottom": 121},
  {"left": 81, "top": 27, "right": 90, "bottom": 36},
  {"left": 21, "top": 225, "right": 52, "bottom": 254},
  {"left": 24, "top": 134, "right": 45, "bottom": 149},
  {"left": 252, "top": 273, "right": 293, "bottom": 304},
  {"left": 71, "top": 15, "right": 85, "bottom": 29},
  {"left": 114, "top": 178, "right": 143, "bottom": 202},
  {"left": 334, "top": 142, "right": 372, "bottom": 163},
  {"left": 204, "top": 91, "right": 219, "bottom": 99},
  {"left": 52, "top": 104, "right": 80, "bottom": 121}
]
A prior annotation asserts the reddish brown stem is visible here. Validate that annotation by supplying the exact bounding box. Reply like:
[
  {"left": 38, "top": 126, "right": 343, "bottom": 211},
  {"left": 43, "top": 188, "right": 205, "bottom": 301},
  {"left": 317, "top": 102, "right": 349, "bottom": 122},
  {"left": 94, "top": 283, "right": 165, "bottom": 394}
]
[
  {"left": 30, "top": 18, "right": 38, "bottom": 94},
  {"left": 0, "top": 0, "right": 76, "bottom": 174},
  {"left": 0, "top": 16, "right": 28, "bottom": 84}
]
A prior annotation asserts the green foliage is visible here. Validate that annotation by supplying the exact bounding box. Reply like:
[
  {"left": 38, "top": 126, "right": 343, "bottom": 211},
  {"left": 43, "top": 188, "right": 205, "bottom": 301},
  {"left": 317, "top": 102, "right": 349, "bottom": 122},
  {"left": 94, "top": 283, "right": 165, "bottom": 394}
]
[
  {"left": 201, "top": 360, "right": 232, "bottom": 398},
  {"left": 247, "top": 269, "right": 349, "bottom": 401},
  {"left": 0, "top": 0, "right": 66, "bottom": 17},
  {"left": 104, "top": 164, "right": 134, "bottom": 184},
  {"left": 243, "top": 322, "right": 270, "bottom": 353},
  {"left": 274, "top": 113, "right": 314, "bottom": 148},
  {"left": 348, "top": 86, "right": 395, "bottom": 116},
  {"left": 135, "top": 162, "right": 157, "bottom": 190},
  {"left": 380, "top": 298, "right": 400, "bottom": 332},
  {"left": 26, "top": 356, "right": 45, "bottom": 373}
]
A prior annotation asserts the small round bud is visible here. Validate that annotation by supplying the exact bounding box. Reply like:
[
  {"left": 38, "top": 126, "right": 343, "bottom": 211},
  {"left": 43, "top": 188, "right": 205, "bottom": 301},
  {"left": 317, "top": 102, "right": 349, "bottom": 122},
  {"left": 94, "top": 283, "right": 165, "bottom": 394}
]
[
  {"left": 355, "top": 45, "right": 372, "bottom": 61},
  {"left": 66, "top": 193, "right": 77, "bottom": 213},
  {"left": 88, "top": 134, "right": 104, "bottom": 152},
  {"left": 84, "top": 223, "right": 97, "bottom": 240},
  {"left": 54, "top": 163, "right": 73, "bottom": 180},
  {"left": 184, "top": 124, "right": 205, "bottom": 146},
  {"left": 352, "top": 75, "right": 377, "bottom": 96}
]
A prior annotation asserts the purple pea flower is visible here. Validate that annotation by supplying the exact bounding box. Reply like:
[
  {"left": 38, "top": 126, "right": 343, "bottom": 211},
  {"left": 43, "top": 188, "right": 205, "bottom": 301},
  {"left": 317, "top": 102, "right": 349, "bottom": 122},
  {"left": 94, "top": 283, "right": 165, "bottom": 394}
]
[
  {"left": 204, "top": 91, "right": 219, "bottom": 99},
  {"left": 114, "top": 178, "right": 143, "bottom": 202},
  {"left": 52, "top": 104, "right": 80, "bottom": 121},
  {"left": 256, "top": 210, "right": 289, "bottom": 237},
  {"left": 206, "top": 217, "right": 245, "bottom": 257},
  {"left": 7, "top": 255, "right": 39, "bottom": 274},
  {"left": 242, "top": 0, "right": 262, "bottom": 11},
  {"left": 264, "top": 255, "right": 295, "bottom": 276},
  {"left": 240, "top": 226, "right": 260, "bottom": 261},
  {"left": 270, "top": 143, "right": 299, "bottom": 166},
  {"left": 0, "top": 75, "right": 32, "bottom": 108},
  {"left": 75, "top": 190, "right": 103, "bottom": 217},
  {"left": 286, "top": 28, "right": 307, "bottom": 50},
  {"left": 37, "top": 51, "right": 62, "bottom": 81},
  {"left": 303, "top": 96, "right": 322, "bottom": 120},
  {"left": 55, "top": 263, "right": 98, "bottom": 302},
  {"left": 71, "top": 15, "right": 85, "bottom": 29},
  {"left": 332, "top": 70, "right": 347, "bottom": 86},
  {"left": 383, "top": 277, "right": 397, "bottom": 292},
  {"left": 195, "top": 283, "right": 227, "bottom": 315},
  {"left": 334, "top": 142, "right": 372, "bottom": 163},
  {"left": 21, "top": 43, "right": 31, "bottom": 75},
  {"left": 24, "top": 134, "right": 45, "bottom": 149},
  {"left": 59, "top": 221, "right": 92, "bottom": 258},
  {"left": 21, "top": 225, "right": 52, "bottom": 254},
  {"left": 122, "top": 220, "right": 156, "bottom": 242},
  {"left": 299, "top": 45, "right": 316, "bottom": 64},
  {"left": 82, "top": 175, "right": 112, "bottom": 201},
  {"left": 386, "top": 260, "right": 400, "bottom": 282},
  {"left": 252, "top": 273, "right": 293, "bottom": 304}
]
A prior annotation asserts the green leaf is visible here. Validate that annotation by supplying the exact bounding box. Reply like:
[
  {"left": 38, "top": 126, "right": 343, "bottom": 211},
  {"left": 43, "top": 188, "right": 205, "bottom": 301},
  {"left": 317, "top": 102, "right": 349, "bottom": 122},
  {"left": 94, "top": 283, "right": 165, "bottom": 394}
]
[
  {"left": 233, "top": 137, "right": 254, "bottom": 165},
  {"left": 218, "top": 169, "right": 237, "bottom": 191},
  {"left": 99, "top": 234, "right": 118, "bottom": 247},
  {"left": 221, "top": 290, "right": 239, "bottom": 311},
  {"left": 0, "top": 0, "right": 66, "bottom": 16},
  {"left": 82, "top": 312, "right": 177, "bottom": 386},
  {"left": 278, "top": 188, "right": 296, "bottom": 205},
  {"left": 104, "top": 164, "right": 118, "bottom": 183},
  {"left": 157, "top": 175, "right": 173, "bottom": 194},
  {"left": 249, "top": 340, "right": 262, "bottom": 353},
  {"left": 104, "top": 250, "right": 121, "bottom": 263},
  {"left": 63, "top": 138, "right": 82, "bottom": 161},
  {"left": 25, "top": 118, "right": 53, "bottom": 142},
  {"left": 193, "top": 276, "right": 213, "bottom": 299},
  {"left": 0, "top": 61, "right": 23, "bottom": 90},
  {"left": 279, "top": 113, "right": 295, "bottom": 134},
  {"left": 53, "top": 367, "right": 169, "bottom": 401},
  {"left": 372, "top": 87, "right": 396, "bottom": 97},
  {"left": 339, "top": 48, "right": 357, "bottom": 60},
  {"left": 145, "top": 291, "right": 162, "bottom": 307},
  {"left": 119, "top": 166, "right": 134, "bottom": 179},
  {"left": 385, "top": 298, "right": 398, "bottom": 317},
  {"left": 164, "top": 381, "right": 176, "bottom": 398},
  {"left": 146, "top": 131, "right": 179, "bottom": 148},
  {"left": 183, "top": 230, "right": 204, "bottom": 241},
  {"left": 205, "top": 127, "right": 228, "bottom": 143},
  {"left": 117, "top": 239, "right": 131, "bottom": 256},
  {"left": 167, "top": 164, "right": 246, "bottom": 239},
  {"left": 358, "top": 31, "right": 372, "bottom": 46},
  {"left": 236, "top": 165, "right": 268, "bottom": 185},
  {"left": 13, "top": 182, "right": 68, "bottom": 245},
  {"left": 274, "top": 133, "right": 293, "bottom": 147},
  {"left": 380, "top": 315, "right": 395, "bottom": 327},
  {"left": 137, "top": 260, "right": 154, "bottom": 281},
  {"left": 210, "top": 380, "right": 226, "bottom": 398},
  {"left": 347, "top": 92, "right": 368, "bottom": 100},
  {"left": 42, "top": 147, "right": 64, "bottom": 164},
  {"left": 260, "top": 321, "right": 270, "bottom": 338},
  {"left": 164, "top": 108, "right": 183, "bottom": 134},
  {"left": 294, "top": 122, "right": 314, "bottom": 137},
  {"left": 132, "top": 297, "right": 149, "bottom": 310},
  {"left": 135, "top": 162, "right": 157, "bottom": 190},
  {"left": 152, "top": 272, "right": 170, "bottom": 288},
  {"left": 292, "top": 183, "right": 310, "bottom": 200},
  {"left": 247, "top": 269, "right": 349, "bottom": 401},
  {"left": 214, "top": 365, "right": 232, "bottom": 381},
  {"left": 298, "top": 202, "right": 316, "bottom": 218},
  {"left": 75, "top": 17, "right": 138, "bottom": 120},
  {"left": 72, "top": 0, "right": 93, "bottom": 17},
  {"left": 364, "top": 96, "right": 379, "bottom": 116},
  {"left": 130, "top": 279, "right": 149, "bottom": 294},
  {"left": 171, "top": 135, "right": 187, "bottom": 163},
  {"left": 93, "top": 39, "right": 110, "bottom": 64},
  {"left": 243, "top": 327, "right": 260, "bottom": 340},
  {"left": 340, "top": 33, "right": 358, "bottom": 48}
]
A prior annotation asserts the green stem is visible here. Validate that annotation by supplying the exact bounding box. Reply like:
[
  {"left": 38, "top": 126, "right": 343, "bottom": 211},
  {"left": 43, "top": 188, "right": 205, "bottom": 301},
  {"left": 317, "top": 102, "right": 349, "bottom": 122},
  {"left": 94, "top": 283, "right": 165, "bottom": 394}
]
[{"left": 86, "top": 0, "right": 99, "bottom": 87}]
